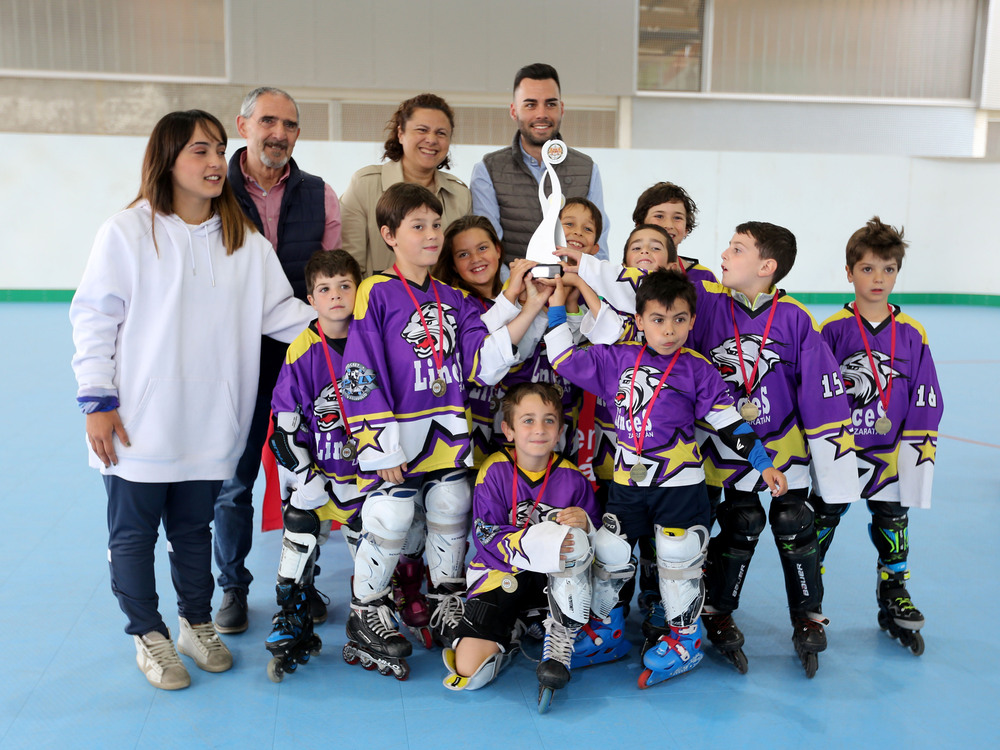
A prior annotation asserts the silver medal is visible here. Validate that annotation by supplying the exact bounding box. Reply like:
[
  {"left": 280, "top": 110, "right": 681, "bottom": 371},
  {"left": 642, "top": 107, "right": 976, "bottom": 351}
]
[
  {"left": 874, "top": 416, "right": 892, "bottom": 435},
  {"left": 431, "top": 377, "right": 447, "bottom": 397},
  {"left": 740, "top": 402, "right": 760, "bottom": 422},
  {"left": 630, "top": 463, "right": 648, "bottom": 483},
  {"left": 341, "top": 438, "right": 358, "bottom": 461}
]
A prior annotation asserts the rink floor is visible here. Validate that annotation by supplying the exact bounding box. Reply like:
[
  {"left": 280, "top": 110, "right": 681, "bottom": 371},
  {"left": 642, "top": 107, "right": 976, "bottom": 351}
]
[{"left": 1, "top": 302, "right": 996, "bottom": 750}]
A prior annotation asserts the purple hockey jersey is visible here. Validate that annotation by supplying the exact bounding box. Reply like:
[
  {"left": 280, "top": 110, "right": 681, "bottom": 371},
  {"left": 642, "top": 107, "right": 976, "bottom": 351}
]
[
  {"left": 821, "top": 304, "right": 942, "bottom": 508},
  {"left": 467, "top": 451, "right": 600, "bottom": 598},
  {"left": 689, "top": 282, "right": 859, "bottom": 502},
  {"left": 269, "top": 323, "right": 363, "bottom": 521},
  {"left": 681, "top": 256, "right": 718, "bottom": 286},
  {"left": 546, "top": 323, "right": 745, "bottom": 488},
  {"left": 342, "top": 273, "right": 517, "bottom": 491}
]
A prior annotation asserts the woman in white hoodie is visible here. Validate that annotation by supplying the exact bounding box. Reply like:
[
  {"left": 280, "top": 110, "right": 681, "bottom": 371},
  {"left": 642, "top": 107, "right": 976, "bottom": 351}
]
[{"left": 70, "top": 110, "right": 314, "bottom": 690}]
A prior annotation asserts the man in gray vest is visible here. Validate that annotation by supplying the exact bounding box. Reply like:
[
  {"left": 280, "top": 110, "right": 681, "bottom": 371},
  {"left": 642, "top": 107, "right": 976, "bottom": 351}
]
[
  {"left": 215, "top": 87, "right": 341, "bottom": 635},
  {"left": 471, "top": 62, "right": 610, "bottom": 263}
]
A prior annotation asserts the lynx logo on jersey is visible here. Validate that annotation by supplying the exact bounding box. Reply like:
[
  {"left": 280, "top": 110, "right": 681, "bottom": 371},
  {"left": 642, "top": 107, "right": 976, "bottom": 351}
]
[
  {"left": 313, "top": 382, "right": 344, "bottom": 432},
  {"left": 613, "top": 365, "right": 663, "bottom": 435},
  {"left": 840, "top": 350, "right": 903, "bottom": 407},
  {"left": 401, "top": 302, "right": 457, "bottom": 359},
  {"left": 341, "top": 363, "right": 377, "bottom": 401},
  {"left": 711, "top": 335, "right": 782, "bottom": 389}
]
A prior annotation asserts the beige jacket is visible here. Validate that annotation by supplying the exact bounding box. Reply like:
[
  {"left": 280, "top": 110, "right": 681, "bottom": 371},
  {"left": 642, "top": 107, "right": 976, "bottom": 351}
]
[{"left": 340, "top": 160, "right": 472, "bottom": 276}]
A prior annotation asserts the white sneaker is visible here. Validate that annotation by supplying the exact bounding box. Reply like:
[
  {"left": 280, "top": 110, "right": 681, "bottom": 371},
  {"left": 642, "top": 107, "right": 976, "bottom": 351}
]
[
  {"left": 177, "top": 617, "right": 233, "bottom": 673},
  {"left": 135, "top": 630, "right": 190, "bottom": 690}
]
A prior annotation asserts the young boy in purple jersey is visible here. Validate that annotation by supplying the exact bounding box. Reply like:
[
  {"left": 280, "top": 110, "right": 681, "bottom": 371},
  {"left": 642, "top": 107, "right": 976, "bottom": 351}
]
[
  {"left": 340, "top": 183, "right": 549, "bottom": 678},
  {"left": 813, "top": 217, "right": 942, "bottom": 656},
  {"left": 632, "top": 181, "right": 717, "bottom": 284},
  {"left": 264, "top": 250, "right": 365, "bottom": 680},
  {"left": 557, "top": 224, "right": 680, "bottom": 641},
  {"left": 385, "top": 216, "right": 540, "bottom": 649},
  {"left": 688, "top": 221, "right": 859, "bottom": 677},
  {"left": 545, "top": 269, "right": 786, "bottom": 688},
  {"left": 443, "top": 383, "right": 634, "bottom": 713}
]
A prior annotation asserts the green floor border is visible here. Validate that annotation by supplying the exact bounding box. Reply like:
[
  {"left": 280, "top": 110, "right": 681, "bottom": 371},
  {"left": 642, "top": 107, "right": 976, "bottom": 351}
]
[
  {"left": 3, "top": 289, "right": 999, "bottom": 306},
  {"left": 1, "top": 290, "right": 75, "bottom": 302},
  {"left": 790, "top": 292, "right": 1000, "bottom": 307}
]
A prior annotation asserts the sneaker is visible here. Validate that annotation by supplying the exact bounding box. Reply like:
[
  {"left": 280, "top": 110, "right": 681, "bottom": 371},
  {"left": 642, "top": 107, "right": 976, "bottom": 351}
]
[
  {"left": 304, "top": 584, "right": 330, "bottom": 625},
  {"left": 177, "top": 617, "right": 233, "bottom": 673},
  {"left": 134, "top": 630, "right": 190, "bottom": 690},
  {"left": 215, "top": 588, "right": 248, "bottom": 634}
]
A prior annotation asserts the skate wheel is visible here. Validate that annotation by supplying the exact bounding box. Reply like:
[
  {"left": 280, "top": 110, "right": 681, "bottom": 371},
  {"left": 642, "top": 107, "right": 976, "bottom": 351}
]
[
  {"left": 801, "top": 652, "right": 818, "bottom": 679},
  {"left": 537, "top": 686, "right": 554, "bottom": 714},
  {"left": 907, "top": 631, "right": 925, "bottom": 656},
  {"left": 378, "top": 664, "right": 393, "bottom": 676},
  {"left": 342, "top": 645, "right": 359, "bottom": 666},
  {"left": 418, "top": 627, "right": 434, "bottom": 650},
  {"left": 285, "top": 660, "right": 298, "bottom": 673},
  {"left": 362, "top": 660, "right": 377, "bottom": 671},
  {"left": 730, "top": 649, "right": 749, "bottom": 675},
  {"left": 267, "top": 657, "right": 284, "bottom": 684},
  {"left": 638, "top": 668, "right": 657, "bottom": 690},
  {"left": 877, "top": 609, "right": 890, "bottom": 631},
  {"left": 394, "top": 661, "right": 411, "bottom": 681},
  {"left": 298, "top": 651, "right": 311, "bottom": 664}
]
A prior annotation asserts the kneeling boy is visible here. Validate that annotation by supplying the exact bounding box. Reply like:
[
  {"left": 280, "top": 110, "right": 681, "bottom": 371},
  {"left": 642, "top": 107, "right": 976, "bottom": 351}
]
[{"left": 444, "top": 383, "right": 634, "bottom": 700}]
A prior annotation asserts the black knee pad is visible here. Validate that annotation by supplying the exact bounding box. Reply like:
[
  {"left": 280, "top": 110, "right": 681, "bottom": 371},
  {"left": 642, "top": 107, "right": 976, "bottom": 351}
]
[
  {"left": 283, "top": 505, "right": 321, "bottom": 535},
  {"left": 812, "top": 494, "right": 849, "bottom": 528},
  {"left": 867, "top": 499, "right": 906, "bottom": 523},
  {"left": 716, "top": 494, "right": 766, "bottom": 546},
  {"left": 867, "top": 500, "right": 909, "bottom": 566},
  {"left": 769, "top": 496, "right": 814, "bottom": 542}
]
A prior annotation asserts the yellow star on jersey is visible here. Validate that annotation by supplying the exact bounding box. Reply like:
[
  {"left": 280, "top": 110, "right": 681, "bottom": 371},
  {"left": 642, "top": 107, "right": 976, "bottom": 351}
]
[
  {"left": 593, "top": 450, "right": 617, "bottom": 481},
  {"left": 408, "top": 437, "right": 465, "bottom": 474},
  {"left": 352, "top": 420, "right": 384, "bottom": 451},
  {"left": 871, "top": 444, "right": 900, "bottom": 487},
  {"left": 913, "top": 434, "right": 937, "bottom": 465},
  {"left": 703, "top": 455, "right": 740, "bottom": 486},
  {"left": 616, "top": 266, "right": 647, "bottom": 292},
  {"left": 653, "top": 437, "right": 701, "bottom": 477},
  {"left": 826, "top": 425, "right": 857, "bottom": 460},
  {"left": 767, "top": 429, "right": 808, "bottom": 471}
]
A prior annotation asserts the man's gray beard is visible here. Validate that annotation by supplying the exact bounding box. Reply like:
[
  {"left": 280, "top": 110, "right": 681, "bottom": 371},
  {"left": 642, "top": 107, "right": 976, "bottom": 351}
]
[{"left": 259, "top": 150, "right": 289, "bottom": 170}]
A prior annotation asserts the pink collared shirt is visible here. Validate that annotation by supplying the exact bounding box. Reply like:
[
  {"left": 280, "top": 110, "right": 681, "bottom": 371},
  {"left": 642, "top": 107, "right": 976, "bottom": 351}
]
[{"left": 239, "top": 151, "right": 342, "bottom": 251}]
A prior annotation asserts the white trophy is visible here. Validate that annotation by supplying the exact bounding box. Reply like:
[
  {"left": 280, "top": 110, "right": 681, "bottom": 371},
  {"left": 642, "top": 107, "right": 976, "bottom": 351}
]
[{"left": 525, "top": 139, "right": 568, "bottom": 278}]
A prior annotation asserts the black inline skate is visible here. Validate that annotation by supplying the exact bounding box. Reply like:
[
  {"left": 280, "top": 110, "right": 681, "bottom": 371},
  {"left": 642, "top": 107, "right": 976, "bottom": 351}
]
[
  {"left": 536, "top": 617, "right": 578, "bottom": 714},
  {"left": 427, "top": 580, "right": 466, "bottom": 649},
  {"left": 265, "top": 583, "right": 322, "bottom": 683},
  {"left": 343, "top": 594, "right": 412, "bottom": 680},
  {"left": 701, "top": 607, "right": 748, "bottom": 674},
  {"left": 790, "top": 609, "right": 828, "bottom": 678},
  {"left": 877, "top": 567, "right": 925, "bottom": 655}
]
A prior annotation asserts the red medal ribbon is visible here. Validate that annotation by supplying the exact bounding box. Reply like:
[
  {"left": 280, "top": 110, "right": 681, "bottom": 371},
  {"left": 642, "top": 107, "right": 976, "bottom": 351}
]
[
  {"left": 730, "top": 290, "right": 780, "bottom": 400},
  {"left": 510, "top": 452, "right": 555, "bottom": 529},
  {"left": 852, "top": 302, "right": 896, "bottom": 417},
  {"left": 315, "top": 320, "right": 353, "bottom": 439},
  {"left": 628, "top": 345, "right": 682, "bottom": 459},
  {"left": 393, "top": 264, "right": 446, "bottom": 374}
]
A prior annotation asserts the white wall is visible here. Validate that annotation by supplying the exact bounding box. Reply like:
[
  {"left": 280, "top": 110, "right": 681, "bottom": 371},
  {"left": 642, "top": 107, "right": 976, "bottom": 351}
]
[
  {"left": 3, "top": 133, "right": 998, "bottom": 296},
  {"left": 632, "top": 98, "right": 980, "bottom": 157}
]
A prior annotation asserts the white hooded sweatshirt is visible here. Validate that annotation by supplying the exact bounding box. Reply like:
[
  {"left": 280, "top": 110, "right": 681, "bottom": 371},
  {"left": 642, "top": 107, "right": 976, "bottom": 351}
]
[{"left": 70, "top": 202, "right": 315, "bottom": 483}]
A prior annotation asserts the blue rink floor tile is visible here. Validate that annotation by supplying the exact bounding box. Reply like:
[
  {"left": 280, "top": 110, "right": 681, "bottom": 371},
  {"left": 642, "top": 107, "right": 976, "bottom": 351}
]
[{"left": 2, "top": 302, "right": 999, "bottom": 750}]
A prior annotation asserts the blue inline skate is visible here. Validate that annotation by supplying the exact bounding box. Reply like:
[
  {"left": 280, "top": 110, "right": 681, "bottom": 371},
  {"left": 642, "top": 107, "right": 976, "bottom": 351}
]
[{"left": 638, "top": 620, "right": 704, "bottom": 689}]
